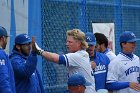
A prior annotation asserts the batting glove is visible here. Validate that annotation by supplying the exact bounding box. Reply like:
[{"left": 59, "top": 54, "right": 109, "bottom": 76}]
[{"left": 35, "top": 42, "right": 44, "bottom": 55}]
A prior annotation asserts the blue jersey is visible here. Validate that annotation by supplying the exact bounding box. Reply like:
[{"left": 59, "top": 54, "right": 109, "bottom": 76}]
[
  {"left": 90, "top": 51, "right": 110, "bottom": 91},
  {"left": 9, "top": 50, "right": 44, "bottom": 93},
  {"left": 0, "top": 48, "right": 16, "bottom": 93}
]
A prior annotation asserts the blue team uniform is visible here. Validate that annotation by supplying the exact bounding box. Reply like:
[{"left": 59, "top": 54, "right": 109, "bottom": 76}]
[
  {"left": 9, "top": 50, "right": 44, "bottom": 93},
  {"left": 0, "top": 48, "right": 16, "bottom": 93},
  {"left": 90, "top": 51, "right": 110, "bottom": 91}
]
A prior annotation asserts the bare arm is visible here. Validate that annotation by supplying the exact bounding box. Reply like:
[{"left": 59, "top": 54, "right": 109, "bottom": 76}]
[{"left": 41, "top": 51, "right": 59, "bottom": 63}]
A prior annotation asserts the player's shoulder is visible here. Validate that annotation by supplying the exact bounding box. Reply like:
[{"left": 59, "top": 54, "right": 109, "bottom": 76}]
[
  {"left": 96, "top": 51, "right": 110, "bottom": 62},
  {"left": 132, "top": 54, "right": 139, "bottom": 60},
  {"left": 0, "top": 49, "right": 7, "bottom": 58},
  {"left": 66, "top": 50, "right": 89, "bottom": 58},
  {"left": 133, "top": 54, "right": 139, "bottom": 58},
  {"left": 108, "top": 54, "right": 123, "bottom": 65},
  {"left": 96, "top": 51, "right": 109, "bottom": 59},
  {"left": 96, "top": 51, "right": 105, "bottom": 56},
  {"left": 106, "top": 50, "right": 116, "bottom": 57}
]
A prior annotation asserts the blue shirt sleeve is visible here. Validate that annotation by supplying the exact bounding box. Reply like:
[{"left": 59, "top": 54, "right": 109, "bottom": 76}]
[
  {"left": 58, "top": 55, "right": 66, "bottom": 66},
  {"left": 0, "top": 65, "right": 12, "bottom": 93},
  {"left": 106, "top": 82, "right": 129, "bottom": 90},
  {"left": 0, "top": 51, "right": 12, "bottom": 93}
]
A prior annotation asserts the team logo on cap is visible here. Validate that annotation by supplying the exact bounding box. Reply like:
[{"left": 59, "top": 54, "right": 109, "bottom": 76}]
[
  {"left": 131, "top": 33, "right": 136, "bottom": 37},
  {"left": 24, "top": 34, "right": 30, "bottom": 39},
  {"left": 86, "top": 36, "right": 92, "bottom": 41}
]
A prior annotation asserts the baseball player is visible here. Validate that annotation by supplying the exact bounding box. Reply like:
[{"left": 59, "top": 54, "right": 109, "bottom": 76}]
[
  {"left": 94, "top": 33, "right": 116, "bottom": 62},
  {"left": 106, "top": 31, "right": 140, "bottom": 93},
  {"left": 85, "top": 32, "right": 110, "bottom": 91},
  {"left": 32, "top": 29, "right": 96, "bottom": 93},
  {"left": 0, "top": 26, "right": 16, "bottom": 93},
  {"left": 9, "top": 34, "right": 44, "bottom": 93}
]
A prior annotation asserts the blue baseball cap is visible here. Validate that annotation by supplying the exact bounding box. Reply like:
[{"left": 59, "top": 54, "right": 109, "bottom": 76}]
[
  {"left": 120, "top": 31, "right": 140, "bottom": 43},
  {"left": 85, "top": 32, "right": 96, "bottom": 46},
  {"left": 68, "top": 73, "right": 92, "bottom": 87},
  {"left": 15, "top": 34, "right": 31, "bottom": 44},
  {"left": 0, "top": 26, "right": 10, "bottom": 37}
]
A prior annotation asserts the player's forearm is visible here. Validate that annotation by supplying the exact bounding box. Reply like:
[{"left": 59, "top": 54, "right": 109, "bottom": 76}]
[
  {"left": 106, "top": 82, "right": 129, "bottom": 90},
  {"left": 33, "top": 42, "right": 60, "bottom": 63},
  {"left": 42, "top": 51, "right": 59, "bottom": 63}
]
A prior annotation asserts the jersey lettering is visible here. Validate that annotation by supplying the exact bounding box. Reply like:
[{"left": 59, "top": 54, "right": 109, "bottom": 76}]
[
  {"left": 0, "top": 59, "right": 5, "bottom": 65},
  {"left": 125, "top": 66, "right": 140, "bottom": 76},
  {"left": 95, "top": 63, "right": 106, "bottom": 72}
]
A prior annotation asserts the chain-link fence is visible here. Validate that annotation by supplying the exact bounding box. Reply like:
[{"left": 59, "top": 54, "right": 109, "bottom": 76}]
[{"left": 41, "top": 0, "right": 140, "bottom": 93}]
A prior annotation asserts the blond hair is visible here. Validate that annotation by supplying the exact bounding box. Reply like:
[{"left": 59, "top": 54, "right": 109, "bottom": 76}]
[{"left": 67, "top": 29, "right": 88, "bottom": 49}]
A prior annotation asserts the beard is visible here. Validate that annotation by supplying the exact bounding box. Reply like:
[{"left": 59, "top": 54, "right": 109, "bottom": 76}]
[
  {"left": 21, "top": 49, "right": 30, "bottom": 56},
  {"left": 20, "top": 46, "right": 31, "bottom": 56},
  {"left": 2, "top": 41, "right": 7, "bottom": 49}
]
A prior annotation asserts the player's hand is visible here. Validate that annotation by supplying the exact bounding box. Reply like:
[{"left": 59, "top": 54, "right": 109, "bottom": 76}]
[
  {"left": 32, "top": 36, "right": 37, "bottom": 52},
  {"left": 32, "top": 36, "right": 44, "bottom": 55},
  {"left": 91, "top": 61, "right": 96, "bottom": 69},
  {"left": 129, "top": 82, "right": 140, "bottom": 91}
]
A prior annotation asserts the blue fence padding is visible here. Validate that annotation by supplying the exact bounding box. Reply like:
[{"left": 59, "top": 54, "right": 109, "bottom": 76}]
[
  {"left": 28, "top": 0, "right": 42, "bottom": 77},
  {"left": 10, "top": 0, "right": 16, "bottom": 53}
]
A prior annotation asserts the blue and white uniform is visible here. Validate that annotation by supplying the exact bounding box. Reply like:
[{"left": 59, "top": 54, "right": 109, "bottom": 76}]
[
  {"left": 59, "top": 50, "right": 96, "bottom": 93},
  {"left": 0, "top": 48, "right": 16, "bottom": 93},
  {"left": 9, "top": 50, "right": 44, "bottom": 93},
  {"left": 103, "top": 48, "right": 116, "bottom": 62},
  {"left": 90, "top": 51, "right": 110, "bottom": 91},
  {"left": 107, "top": 52, "right": 140, "bottom": 93}
]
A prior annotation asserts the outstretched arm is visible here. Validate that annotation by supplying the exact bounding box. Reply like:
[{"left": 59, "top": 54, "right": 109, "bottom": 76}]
[{"left": 32, "top": 37, "right": 59, "bottom": 63}]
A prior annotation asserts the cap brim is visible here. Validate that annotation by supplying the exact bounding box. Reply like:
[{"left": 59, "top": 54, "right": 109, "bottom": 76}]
[
  {"left": 20, "top": 40, "right": 32, "bottom": 44},
  {"left": 87, "top": 42, "right": 96, "bottom": 46},
  {"left": 127, "top": 38, "right": 140, "bottom": 42},
  {"left": 84, "top": 81, "right": 92, "bottom": 86}
]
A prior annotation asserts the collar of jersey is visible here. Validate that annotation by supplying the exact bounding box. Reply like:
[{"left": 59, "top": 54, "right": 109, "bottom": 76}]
[{"left": 119, "top": 52, "right": 134, "bottom": 61}]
